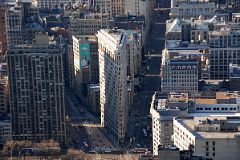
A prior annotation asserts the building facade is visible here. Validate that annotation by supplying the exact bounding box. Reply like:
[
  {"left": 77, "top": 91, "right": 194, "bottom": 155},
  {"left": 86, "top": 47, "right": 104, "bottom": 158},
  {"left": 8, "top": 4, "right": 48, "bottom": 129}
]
[
  {"left": 69, "top": 12, "right": 109, "bottom": 36},
  {"left": 5, "top": 0, "right": 43, "bottom": 48},
  {"left": 87, "top": 84, "right": 100, "bottom": 115},
  {"left": 0, "top": 116, "right": 11, "bottom": 145},
  {"left": 170, "top": 1, "right": 215, "bottom": 19},
  {"left": 161, "top": 49, "right": 199, "bottom": 93},
  {"left": 37, "top": 0, "right": 76, "bottom": 9},
  {"left": 0, "top": 4, "right": 7, "bottom": 56},
  {"left": 229, "top": 63, "right": 240, "bottom": 91},
  {"left": 7, "top": 34, "right": 66, "bottom": 143},
  {"left": 97, "top": 29, "right": 129, "bottom": 145},
  {"left": 72, "top": 35, "right": 99, "bottom": 97},
  {"left": 150, "top": 92, "right": 189, "bottom": 156}
]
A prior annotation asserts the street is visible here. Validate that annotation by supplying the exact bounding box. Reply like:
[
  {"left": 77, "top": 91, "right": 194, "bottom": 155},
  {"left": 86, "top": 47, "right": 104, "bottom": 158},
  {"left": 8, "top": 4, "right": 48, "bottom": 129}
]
[{"left": 126, "top": 0, "right": 170, "bottom": 150}]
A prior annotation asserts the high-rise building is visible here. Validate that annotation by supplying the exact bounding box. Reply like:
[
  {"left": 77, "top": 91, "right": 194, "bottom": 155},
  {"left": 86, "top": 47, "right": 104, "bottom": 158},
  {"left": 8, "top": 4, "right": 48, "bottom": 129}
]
[
  {"left": 110, "top": 0, "right": 125, "bottom": 16},
  {"left": 0, "top": 4, "right": 7, "bottom": 56},
  {"left": 209, "top": 29, "right": 240, "bottom": 79},
  {"left": 5, "top": 0, "right": 43, "bottom": 48},
  {"left": 0, "top": 75, "right": 8, "bottom": 116},
  {"left": 125, "top": 0, "right": 149, "bottom": 18},
  {"left": 72, "top": 35, "right": 99, "bottom": 97},
  {"left": 97, "top": 29, "right": 129, "bottom": 144},
  {"left": 7, "top": 33, "right": 66, "bottom": 143},
  {"left": 229, "top": 63, "right": 240, "bottom": 91},
  {"left": 161, "top": 49, "right": 199, "bottom": 93},
  {"left": 69, "top": 12, "right": 109, "bottom": 36},
  {"left": 94, "top": 0, "right": 125, "bottom": 17},
  {"left": 5, "top": 3, "right": 24, "bottom": 47},
  {"left": 94, "top": 0, "right": 111, "bottom": 14},
  {"left": 226, "top": 0, "right": 240, "bottom": 12}
]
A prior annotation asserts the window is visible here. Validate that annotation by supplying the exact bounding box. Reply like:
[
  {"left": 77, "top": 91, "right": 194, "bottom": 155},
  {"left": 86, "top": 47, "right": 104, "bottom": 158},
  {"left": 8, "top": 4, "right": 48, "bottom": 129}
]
[
  {"left": 212, "top": 141, "right": 215, "bottom": 145},
  {"left": 206, "top": 141, "right": 209, "bottom": 146},
  {"left": 213, "top": 153, "right": 215, "bottom": 156},
  {"left": 206, "top": 152, "right": 209, "bottom": 156}
]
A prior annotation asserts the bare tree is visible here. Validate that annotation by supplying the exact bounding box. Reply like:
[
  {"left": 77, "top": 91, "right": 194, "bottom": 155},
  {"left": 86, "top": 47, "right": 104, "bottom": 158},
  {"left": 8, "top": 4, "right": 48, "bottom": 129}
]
[{"left": 67, "top": 148, "right": 85, "bottom": 160}]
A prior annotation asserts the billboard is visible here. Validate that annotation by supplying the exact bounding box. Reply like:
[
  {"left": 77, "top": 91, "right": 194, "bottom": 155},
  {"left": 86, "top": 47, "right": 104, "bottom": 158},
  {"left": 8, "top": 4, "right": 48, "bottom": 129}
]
[{"left": 80, "top": 43, "right": 90, "bottom": 69}]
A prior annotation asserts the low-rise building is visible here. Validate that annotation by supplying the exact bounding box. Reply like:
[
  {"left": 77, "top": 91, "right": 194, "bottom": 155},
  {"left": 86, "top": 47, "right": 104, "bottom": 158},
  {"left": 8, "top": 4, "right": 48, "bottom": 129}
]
[
  {"left": 151, "top": 91, "right": 240, "bottom": 156},
  {"left": 150, "top": 92, "right": 189, "bottom": 156},
  {"left": 173, "top": 116, "right": 240, "bottom": 160}
]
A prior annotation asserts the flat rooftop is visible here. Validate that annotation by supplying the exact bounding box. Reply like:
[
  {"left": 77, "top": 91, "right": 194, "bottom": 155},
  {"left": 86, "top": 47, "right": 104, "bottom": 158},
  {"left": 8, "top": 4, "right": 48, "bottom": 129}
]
[
  {"left": 216, "top": 92, "right": 240, "bottom": 99},
  {"left": 192, "top": 92, "right": 240, "bottom": 105},
  {"left": 177, "top": 117, "right": 240, "bottom": 139}
]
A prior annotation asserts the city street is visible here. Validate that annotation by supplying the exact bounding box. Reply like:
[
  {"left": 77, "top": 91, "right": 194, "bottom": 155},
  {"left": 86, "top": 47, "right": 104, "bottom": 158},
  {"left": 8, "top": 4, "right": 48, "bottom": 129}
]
[{"left": 126, "top": 0, "right": 170, "bottom": 150}]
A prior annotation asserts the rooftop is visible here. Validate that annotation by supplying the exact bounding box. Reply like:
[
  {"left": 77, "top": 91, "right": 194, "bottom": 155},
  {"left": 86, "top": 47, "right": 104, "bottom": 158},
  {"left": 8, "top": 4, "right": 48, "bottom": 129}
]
[
  {"left": 192, "top": 92, "right": 240, "bottom": 105},
  {"left": 176, "top": 116, "right": 240, "bottom": 139}
]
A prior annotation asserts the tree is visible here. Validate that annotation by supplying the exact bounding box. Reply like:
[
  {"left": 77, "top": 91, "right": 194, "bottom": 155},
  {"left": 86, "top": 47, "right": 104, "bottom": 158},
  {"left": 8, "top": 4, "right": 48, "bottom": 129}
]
[{"left": 67, "top": 148, "right": 85, "bottom": 160}]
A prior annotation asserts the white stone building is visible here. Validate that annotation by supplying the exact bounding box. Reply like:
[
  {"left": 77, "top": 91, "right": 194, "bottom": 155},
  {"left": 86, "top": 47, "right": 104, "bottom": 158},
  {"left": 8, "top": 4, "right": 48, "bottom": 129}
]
[
  {"left": 151, "top": 91, "right": 240, "bottom": 157},
  {"left": 173, "top": 116, "right": 240, "bottom": 160},
  {"left": 150, "top": 92, "right": 189, "bottom": 156},
  {"left": 97, "top": 29, "right": 129, "bottom": 145},
  {"left": 170, "top": 0, "right": 215, "bottom": 19},
  {"left": 161, "top": 49, "right": 199, "bottom": 93}
]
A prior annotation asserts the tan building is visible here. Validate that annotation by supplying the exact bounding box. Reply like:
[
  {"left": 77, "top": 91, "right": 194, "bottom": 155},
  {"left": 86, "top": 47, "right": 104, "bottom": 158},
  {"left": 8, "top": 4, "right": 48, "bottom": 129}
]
[
  {"left": 173, "top": 116, "right": 240, "bottom": 160},
  {"left": 69, "top": 12, "right": 109, "bottom": 36},
  {"left": 72, "top": 35, "right": 99, "bottom": 97},
  {"left": 170, "top": 0, "right": 215, "bottom": 19},
  {"left": 110, "top": 0, "right": 125, "bottom": 16},
  {"left": 94, "top": 0, "right": 125, "bottom": 17}
]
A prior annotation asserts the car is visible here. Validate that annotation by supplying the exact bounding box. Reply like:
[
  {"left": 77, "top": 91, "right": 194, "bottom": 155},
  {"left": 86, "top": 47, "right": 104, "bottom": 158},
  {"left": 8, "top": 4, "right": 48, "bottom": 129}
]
[
  {"left": 89, "top": 150, "right": 98, "bottom": 154},
  {"left": 104, "top": 148, "right": 112, "bottom": 153},
  {"left": 134, "top": 148, "right": 148, "bottom": 153}
]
